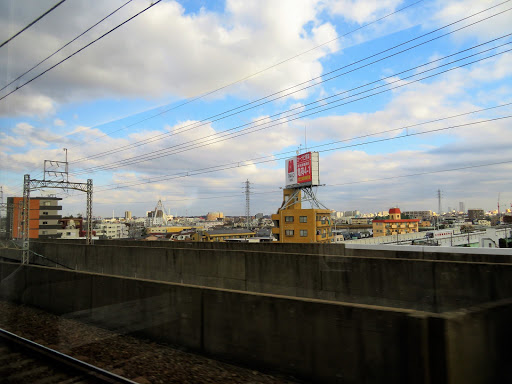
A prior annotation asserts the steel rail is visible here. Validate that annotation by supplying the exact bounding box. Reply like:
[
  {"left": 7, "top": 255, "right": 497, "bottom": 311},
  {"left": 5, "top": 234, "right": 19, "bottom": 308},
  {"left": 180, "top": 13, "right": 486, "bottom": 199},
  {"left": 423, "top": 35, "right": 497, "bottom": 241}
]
[{"left": 0, "top": 327, "right": 139, "bottom": 384}]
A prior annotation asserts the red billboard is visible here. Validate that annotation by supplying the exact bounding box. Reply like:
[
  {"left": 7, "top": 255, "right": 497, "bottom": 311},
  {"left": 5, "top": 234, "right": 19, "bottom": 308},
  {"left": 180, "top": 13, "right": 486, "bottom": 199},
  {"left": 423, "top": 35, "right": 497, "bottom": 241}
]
[
  {"left": 296, "top": 152, "right": 312, "bottom": 184},
  {"left": 285, "top": 152, "right": 319, "bottom": 188}
]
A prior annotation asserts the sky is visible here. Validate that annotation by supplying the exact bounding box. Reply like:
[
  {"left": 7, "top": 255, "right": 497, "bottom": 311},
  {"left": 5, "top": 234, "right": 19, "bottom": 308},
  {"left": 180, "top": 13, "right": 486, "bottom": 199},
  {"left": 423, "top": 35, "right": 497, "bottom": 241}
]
[{"left": 0, "top": 0, "right": 511, "bottom": 218}]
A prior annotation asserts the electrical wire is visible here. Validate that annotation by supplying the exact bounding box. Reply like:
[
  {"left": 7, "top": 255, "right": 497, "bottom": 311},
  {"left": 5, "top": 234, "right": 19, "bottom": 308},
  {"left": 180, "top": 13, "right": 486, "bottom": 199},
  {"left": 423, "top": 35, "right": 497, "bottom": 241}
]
[
  {"left": 8, "top": 44, "right": 512, "bottom": 199},
  {"left": 49, "top": 0, "right": 427, "bottom": 147},
  {"left": 326, "top": 160, "right": 512, "bottom": 187},
  {"left": 62, "top": 159, "right": 512, "bottom": 206},
  {"left": 0, "top": 0, "right": 135, "bottom": 93},
  {"left": 69, "top": 3, "right": 512, "bottom": 165},
  {"left": 70, "top": 42, "right": 512, "bottom": 175},
  {"left": 5, "top": 1, "right": 512, "bottom": 196},
  {"left": 0, "top": 0, "right": 426, "bottom": 195},
  {"left": 0, "top": 0, "right": 66, "bottom": 49},
  {"left": 62, "top": 114, "right": 511, "bottom": 195},
  {"left": 0, "top": 0, "right": 162, "bottom": 102},
  {"left": 4, "top": 0, "right": 508, "bottom": 195}
]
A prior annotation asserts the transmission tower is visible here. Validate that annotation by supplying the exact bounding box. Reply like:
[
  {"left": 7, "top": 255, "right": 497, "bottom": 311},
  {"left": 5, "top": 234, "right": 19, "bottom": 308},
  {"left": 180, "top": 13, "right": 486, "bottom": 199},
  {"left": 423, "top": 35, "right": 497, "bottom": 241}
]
[{"left": 244, "top": 179, "right": 251, "bottom": 229}]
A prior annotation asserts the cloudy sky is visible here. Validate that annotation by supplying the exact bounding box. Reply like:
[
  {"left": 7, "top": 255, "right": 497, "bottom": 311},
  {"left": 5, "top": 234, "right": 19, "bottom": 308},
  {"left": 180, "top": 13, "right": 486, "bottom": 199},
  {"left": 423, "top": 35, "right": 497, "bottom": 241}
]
[{"left": 1, "top": 0, "right": 511, "bottom": 217}]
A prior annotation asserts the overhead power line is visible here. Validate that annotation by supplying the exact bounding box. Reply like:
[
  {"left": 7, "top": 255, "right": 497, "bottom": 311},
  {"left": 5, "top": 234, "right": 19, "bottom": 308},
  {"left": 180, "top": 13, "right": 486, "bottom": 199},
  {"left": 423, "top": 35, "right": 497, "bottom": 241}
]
[
  {"left": 0, "top": 0, "right": 135, "bottom": 93},
  {"left": 1, "top": 0, "right": 428, "bottom": 196},
  {"left": 327, "top": 160, "right": 512, "bottom": 187},
  {"left": 69, "top": 4, "right": 512, "bottom": 167},
  {"left": 67, "top": 115, "right": 512, "bottom": 194},
  {"left": 4, "top": 2, "right": 510, "bottom": 194},
  {"left": 0, "top": 0, "right": 430, "bottom": 194},
  {"left": 74, "top": 37, "right": 512, "bottom": 174},
  {"left": 19, "top": 99, "right": 512, "bottom": 203},
  {"left": 8, "top": 43, "right": 512, "bottom": 200},
  {"left": 37, "top": 0, "right": 426, "bottom": 148},
  {"left": 62, "top": 158, "right": 512, "bottom": 204},
  {"left": 0, "top": 0, "right": 162, "bottom": 102},
  {"left": 70, "top": 40, "right": 512, "bottom": 175},
  {"left": 0, "top": 0, "right": 66, "bottom": 49}
]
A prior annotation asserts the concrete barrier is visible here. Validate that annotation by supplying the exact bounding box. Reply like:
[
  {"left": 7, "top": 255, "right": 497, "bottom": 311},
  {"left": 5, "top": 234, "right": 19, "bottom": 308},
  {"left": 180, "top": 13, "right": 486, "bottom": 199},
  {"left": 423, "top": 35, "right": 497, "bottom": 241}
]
[
  {"left": 4, "top": 242, "right": 512, "bottom": 312},
  {"left": 0, "top": 262, "right": 421, "bottom": 383},
  {"left": 2, "top": 262, "right": 511, "bottom": 383}
]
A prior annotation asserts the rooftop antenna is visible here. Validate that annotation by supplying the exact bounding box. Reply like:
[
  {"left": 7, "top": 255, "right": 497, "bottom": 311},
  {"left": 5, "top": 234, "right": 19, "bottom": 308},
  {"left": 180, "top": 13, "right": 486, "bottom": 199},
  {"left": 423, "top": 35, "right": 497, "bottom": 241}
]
[
  {"left": 304, "top": 125, "right": 307, "bottom": 153},
  {"left": 437, "top": 189, "right": 442, "bottom": 214}
]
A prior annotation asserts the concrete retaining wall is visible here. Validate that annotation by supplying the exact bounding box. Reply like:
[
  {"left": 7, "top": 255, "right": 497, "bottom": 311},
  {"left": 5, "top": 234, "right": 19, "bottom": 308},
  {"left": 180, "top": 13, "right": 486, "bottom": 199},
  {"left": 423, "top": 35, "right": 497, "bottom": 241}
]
[
  {"left": 27, "top": 239, "right": 512, "bottom": 262},
  {"left": 3, "top": 242, "right": 511, "bottom": 312},
  {"left": 1, "top": 262, "right": 510, "bottom": 384},
  {"left": 0, "top": 262, "right": 418, "bottom": 384}
]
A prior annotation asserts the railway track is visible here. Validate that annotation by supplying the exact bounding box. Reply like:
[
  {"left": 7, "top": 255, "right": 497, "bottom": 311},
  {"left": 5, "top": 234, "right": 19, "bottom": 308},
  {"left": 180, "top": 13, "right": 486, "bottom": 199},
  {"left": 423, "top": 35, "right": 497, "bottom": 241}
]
[{"left": 0, "top": 328, "right": 138, "bottom": 384}]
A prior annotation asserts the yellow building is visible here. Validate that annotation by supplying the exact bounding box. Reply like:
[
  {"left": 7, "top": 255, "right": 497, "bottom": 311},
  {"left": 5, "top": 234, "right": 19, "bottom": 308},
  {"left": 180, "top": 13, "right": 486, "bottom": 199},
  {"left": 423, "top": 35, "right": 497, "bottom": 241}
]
[
  {"left": 271, "top": 189, "right": 332, "bottom": 243},
  {"left": 146, "top": 226, "right": 202, "bottom": 234},
  {"left": 191, "top": 228, "right": 255, "bottom": 242},
  {"left": 372, "top": 208, "right": 420, "bottom": 237}
]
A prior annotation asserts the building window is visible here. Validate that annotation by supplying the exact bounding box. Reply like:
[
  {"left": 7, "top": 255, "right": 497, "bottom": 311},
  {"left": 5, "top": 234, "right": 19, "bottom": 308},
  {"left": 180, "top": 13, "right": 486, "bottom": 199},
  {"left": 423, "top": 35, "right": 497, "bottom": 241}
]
[
  {"left": 299, "top": 216, "right": 307, "bottom": 223},
  {"left": 285, "top": 230, "right": 294, "bottom": 236},
  {"left": 300, "top": 229, "right": 308, "bottom": 237},
  {"left": 41, "top": 231, "right": 47, "bottom": 235},
  {"left": 285, "top": 216, "right": 294, "bottom": 222}
]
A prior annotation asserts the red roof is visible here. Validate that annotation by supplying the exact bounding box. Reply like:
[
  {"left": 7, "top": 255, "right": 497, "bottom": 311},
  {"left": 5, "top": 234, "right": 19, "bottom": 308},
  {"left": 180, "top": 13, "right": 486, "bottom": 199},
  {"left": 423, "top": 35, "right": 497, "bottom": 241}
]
[{"left": 389, "top": 208, "right": 401, "bottom": 214}]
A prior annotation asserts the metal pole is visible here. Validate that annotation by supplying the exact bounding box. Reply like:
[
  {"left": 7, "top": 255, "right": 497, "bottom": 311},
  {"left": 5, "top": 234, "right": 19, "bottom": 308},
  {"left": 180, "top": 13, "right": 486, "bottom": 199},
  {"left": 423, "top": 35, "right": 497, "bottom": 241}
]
[
  {"left": 245, "top": 179, "right": 250, "bottom": 230},
  {"left": 22, "top": 174, "right": 30, "bottom": 264},
  {"left": 63, "top": 148, "right": 68, "bottom": 182},
  {"left": 8, "top": 202, "right": 14, "bottom": 240},
  {"left": 86, "top": 179, "right": 93, "bottom": 245}
]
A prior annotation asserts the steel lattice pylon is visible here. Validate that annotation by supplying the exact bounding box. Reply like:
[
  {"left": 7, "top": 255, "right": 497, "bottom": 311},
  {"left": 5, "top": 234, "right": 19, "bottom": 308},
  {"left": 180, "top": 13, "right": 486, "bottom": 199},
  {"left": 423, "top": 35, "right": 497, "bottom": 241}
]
[{"left": 21, "top": 174, "right": 93, "bottom": 264}]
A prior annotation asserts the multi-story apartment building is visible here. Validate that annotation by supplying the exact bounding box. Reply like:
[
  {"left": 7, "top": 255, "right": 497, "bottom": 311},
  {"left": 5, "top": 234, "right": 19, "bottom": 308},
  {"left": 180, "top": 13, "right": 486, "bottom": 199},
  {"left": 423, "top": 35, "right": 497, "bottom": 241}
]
[
  {"left": 6, "top": 197, "right": 63, "bottom": 239},
  {"left": 401, "top": 210, "right": 433, "bottom": 220},
  {"left": 271, "top": 189, "right": 332, "bottom": 243},
  {"left": 468, "top": 209, "right": 485, "bottom": 221},
  {"left": 373, "top": 208, "right": 420, "bottom": 237},
  {"left": 94, "top": 223, "right": 129, "bottom": 239}
]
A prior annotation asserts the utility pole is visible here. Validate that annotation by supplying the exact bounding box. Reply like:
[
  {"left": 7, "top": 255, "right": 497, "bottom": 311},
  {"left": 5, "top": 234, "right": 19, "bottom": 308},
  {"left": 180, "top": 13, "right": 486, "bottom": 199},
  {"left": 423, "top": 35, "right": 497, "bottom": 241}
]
[
  {"left": 437, "top": 189, "right": 442, "bottom": 215},
  {"left": 244, "top": 179, "right": 251, "bottom": 230},
  {"left": 0, "top": 186, "right": 5, "bottom": 238}
]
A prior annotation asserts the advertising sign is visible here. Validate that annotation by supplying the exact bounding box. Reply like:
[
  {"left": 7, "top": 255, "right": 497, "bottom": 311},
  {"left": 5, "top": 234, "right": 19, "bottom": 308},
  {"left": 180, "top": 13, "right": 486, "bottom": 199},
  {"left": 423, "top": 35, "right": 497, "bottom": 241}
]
[{"left": 285, "top": 151, "right": 319, "bottom": 188}]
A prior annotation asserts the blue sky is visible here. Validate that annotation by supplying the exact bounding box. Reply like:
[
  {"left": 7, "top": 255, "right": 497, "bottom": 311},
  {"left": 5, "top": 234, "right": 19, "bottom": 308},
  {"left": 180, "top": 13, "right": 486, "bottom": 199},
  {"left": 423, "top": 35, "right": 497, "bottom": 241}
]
[{"left": 1, "top": 0, "right": 511, "bottom": 217}]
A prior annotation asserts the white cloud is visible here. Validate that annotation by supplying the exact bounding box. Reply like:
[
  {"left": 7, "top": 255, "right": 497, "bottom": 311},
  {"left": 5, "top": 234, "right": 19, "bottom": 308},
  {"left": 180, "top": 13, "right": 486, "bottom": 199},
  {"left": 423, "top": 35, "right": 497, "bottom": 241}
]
[
  {"left": 324, "top": 0, "right": 404, "bottom": 24},
  {"left": 0, "top": 0, "right": 340, "bottom": 116},
  {"left": 54, "top": 118, "right": 65, "bottom": 126},
  {"left": 2, "top": 0, "right": 512, "bottom": 215},
  {"left": 428, "top": 0, "right": 512, "bottom": 43}
]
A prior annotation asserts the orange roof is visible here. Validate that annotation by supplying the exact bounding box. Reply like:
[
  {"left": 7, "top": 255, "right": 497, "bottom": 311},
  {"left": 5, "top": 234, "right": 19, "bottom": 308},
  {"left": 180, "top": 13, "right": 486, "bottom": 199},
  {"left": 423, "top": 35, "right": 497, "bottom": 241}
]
[{"left": 389, "top": 207, "right": 401, "bottom": 214}]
